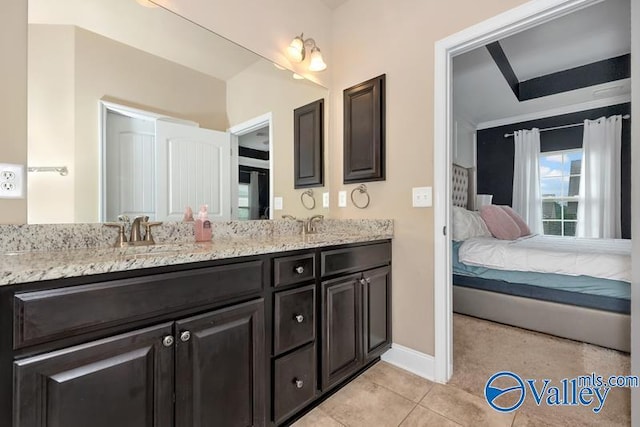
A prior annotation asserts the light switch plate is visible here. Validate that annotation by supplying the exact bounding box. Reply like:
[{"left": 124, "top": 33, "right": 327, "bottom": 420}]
[
  {"left": 274, "top": 196, "right": 283, "bottom": 210},
  {"left": 323, "top": 192, "right": 330, "bottom": 208},
  {"left": 0, "top": 163, "right": 25, "bottom": 199},
  {"left": 412, "top": 186, "right": 432, "bottom": 207},
  {"left": 338, "top": 191, "right": 347, "bottom": 208}
]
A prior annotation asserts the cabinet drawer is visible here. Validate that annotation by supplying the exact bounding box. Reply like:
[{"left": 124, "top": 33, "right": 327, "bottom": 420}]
[
  {"left": 273, "top": 343, "right": 316, "bottom": 424},
  {"left": 321, "top": 242, "right": 390, "bottom": 277},
  {"left": 13, "top": 260, "right": 265, "bottom": 349},
  {"left": 274, "top": 253, "right": 315, "bottom": 287},
  {"left": 273, "top": 284, "right": 316, "bottom": 355}
]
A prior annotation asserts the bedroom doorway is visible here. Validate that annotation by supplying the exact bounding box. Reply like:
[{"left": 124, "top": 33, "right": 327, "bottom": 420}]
[{"left": 433, "top": 2, "right": 637, "bottom": 418}]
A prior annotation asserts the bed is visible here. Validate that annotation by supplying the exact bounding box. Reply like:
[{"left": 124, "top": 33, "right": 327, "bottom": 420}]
[{"left": 451, "top": 164, "right": 631, "bottom": 352}]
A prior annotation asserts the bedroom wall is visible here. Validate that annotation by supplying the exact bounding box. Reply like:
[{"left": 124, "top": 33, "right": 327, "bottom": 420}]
[{"left": 476, "top": 102, "right": 632, "bottom": 238}]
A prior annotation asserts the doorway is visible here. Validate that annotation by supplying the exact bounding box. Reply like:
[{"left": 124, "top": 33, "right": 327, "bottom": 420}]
[
  {"left": 229, "top": 113, "right": 274, "bottom": 220},
  {"left": 100, "top": 101, "right": 232, "bottom": 222},
  {"left": 433, "top": 0, "right": 636, "bottom": 395}
]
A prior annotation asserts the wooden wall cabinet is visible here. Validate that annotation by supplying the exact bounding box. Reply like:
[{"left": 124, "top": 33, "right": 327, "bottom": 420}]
[
  {"left": 294, "top": 99, "right": 324, "bottom": 188},
  {"left": 343, "top": 74, "right": 386, "bottom": 184}
]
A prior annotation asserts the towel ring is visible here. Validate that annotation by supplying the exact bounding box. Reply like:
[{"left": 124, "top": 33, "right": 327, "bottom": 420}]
[
  {"left": 350, "top": 184, "right": 370, "bottom": 209},
  {"left": 301, "top": 189, "right": 316, "bottom": 210}
]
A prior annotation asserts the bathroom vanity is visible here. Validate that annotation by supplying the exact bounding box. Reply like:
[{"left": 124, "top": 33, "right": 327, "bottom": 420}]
[{"left": 0, "top": 228, "right": 392, "bottom": 427}]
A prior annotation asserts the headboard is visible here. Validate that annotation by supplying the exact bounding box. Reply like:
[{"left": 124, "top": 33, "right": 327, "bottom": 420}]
[{"left": 452, "top": 164, "right": 476, "bottom": 210}]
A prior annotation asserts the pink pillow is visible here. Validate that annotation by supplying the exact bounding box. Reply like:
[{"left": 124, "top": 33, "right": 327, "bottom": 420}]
[
  {"left": 500, "top": 206, "right": 531, "bottom": 237},
  {"left": 479, "top": 205, "right": 521, "bottom": 240}
]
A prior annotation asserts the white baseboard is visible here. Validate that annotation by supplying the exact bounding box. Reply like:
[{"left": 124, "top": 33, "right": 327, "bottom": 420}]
[{"left": 380, "top": 343, "right": 435, "bottom": 381}]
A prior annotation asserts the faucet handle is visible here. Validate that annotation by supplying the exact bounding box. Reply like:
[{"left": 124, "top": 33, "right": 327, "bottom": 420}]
[
  {"left": 104, "top": 223, "right": 128, "bottom": 247},
  {"left": 141, "top": 221, "right": 162, "bottom": 244}
]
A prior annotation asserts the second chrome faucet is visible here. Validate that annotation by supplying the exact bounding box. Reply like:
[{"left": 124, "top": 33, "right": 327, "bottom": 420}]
[{"left": 282, "top": 214, "right": 324, "bottom": 235}]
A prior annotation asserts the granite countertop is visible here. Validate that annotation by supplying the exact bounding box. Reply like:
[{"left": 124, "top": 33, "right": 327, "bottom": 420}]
[{"left": 0, "top": 231, "right": 392, "bottom": 287}]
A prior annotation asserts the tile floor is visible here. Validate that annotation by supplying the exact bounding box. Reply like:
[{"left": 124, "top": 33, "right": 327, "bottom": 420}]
[{"left": 293, "top": 314, "right": 631, "bottom": 427}]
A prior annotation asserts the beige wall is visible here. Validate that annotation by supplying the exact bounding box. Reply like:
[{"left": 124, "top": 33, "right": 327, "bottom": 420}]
[
  {"left": 153, "top": 0, "right": 332, "bottom": 87},
  {"left": 28, "top": 25, "right": 76, "bottom": 224},
  {"left": 0, "top": 1, "right": 27, "bottom": 223},
  {"left": 328, "top": 0, "right": 529, "bottom": 356},
  {"left": 227, "top": 60, "right": 329, "bottom": 218},
  {"left": 28, "top": 25, "right": 228, "bottom": 223}
]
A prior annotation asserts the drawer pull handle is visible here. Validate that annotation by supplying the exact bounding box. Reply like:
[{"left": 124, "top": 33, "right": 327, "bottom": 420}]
[
  {"left": 180, "top": 331, "right": 191, "bottom": 342},
  {"left": 162, "top": 336, "right": 174, "bottom": 347},
  {"left": 295, "top": 314, "right": 304, "bottom": 323},
  {"left": 359, "top": 278, "right": 366, "bottom": 285},
  {"left": 294, "top": 379, "right": 304, "bottom": 389},
  {"left": 295, "top": 266, "right": 305, "bottom": 274},
  {"left": 365, "top": 277, "right": 371, "bottom": 283}
]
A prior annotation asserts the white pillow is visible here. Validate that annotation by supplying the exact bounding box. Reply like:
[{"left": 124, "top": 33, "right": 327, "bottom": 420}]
[{"left": 452, "top": 206, "right": 492, "bottom": 241}]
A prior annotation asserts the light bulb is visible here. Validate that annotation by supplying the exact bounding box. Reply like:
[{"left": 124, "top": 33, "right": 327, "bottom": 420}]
[
  {"left": 287, "top": 37, "right": 305, "bottom": 62},
  {"left": 308, "top": 47, "right": 327, "bottom": 71}
]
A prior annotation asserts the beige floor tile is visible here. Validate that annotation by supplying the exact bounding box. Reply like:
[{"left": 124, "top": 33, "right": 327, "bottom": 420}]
[
  {"left": 399, "top": 405, "right": 462, "bottom": 427},
  {"left": 292, "top": 407, "right": 345, "bottom": 427},
  {"left": 512, "top": 412, "right": 566, "bottom": 427},
  {"left": 420, "top": 383, "right": 514, "bottom": 427},
  {"left": 361, "top": 361, "right": 434, "bottom": 402},
  {"left": 320, "top": 376, "right": 416, "bottom": 427}
]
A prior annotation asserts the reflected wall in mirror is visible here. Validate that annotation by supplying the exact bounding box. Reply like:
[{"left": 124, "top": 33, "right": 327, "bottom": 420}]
[{"left": 27, "top": 0, "right": 328, "bottom": 224}]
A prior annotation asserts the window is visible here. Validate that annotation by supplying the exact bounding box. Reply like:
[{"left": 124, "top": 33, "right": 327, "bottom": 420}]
[
  {"left": 539, "top": 149, "right": 582, "bottom": 237},
  {"left": 238, "top": 183, "right": 250, "bottom": 220}
]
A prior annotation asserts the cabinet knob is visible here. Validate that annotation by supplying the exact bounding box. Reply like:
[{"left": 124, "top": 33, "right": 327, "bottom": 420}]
[
  {"left": 365, "top": 277, "right": 371, "bottom": 283},
  {"left": 180, "top": 331, "right": 191, "bottom": 342},
  {"left": 294, "top": 379, "right": 304, "bottom": 389},
  {"left": 162, "top": 335, "right": 174, "bottom": 347},
  {"left": 295, "top": 314, "right": 304, "bottom": 323},
  {"left": 359, "top": 278, "right": 366, "bottom": 285},
  {"left": 295, "top": 266, "right": 305, "bottom": 274}
]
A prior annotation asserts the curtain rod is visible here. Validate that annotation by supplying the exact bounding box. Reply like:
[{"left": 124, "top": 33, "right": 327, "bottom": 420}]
[{"left": 503, "top": 114, "right": 630, "bottom": 138}]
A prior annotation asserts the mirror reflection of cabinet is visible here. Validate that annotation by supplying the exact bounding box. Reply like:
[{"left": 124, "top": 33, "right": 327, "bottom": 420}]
[
  {"left": 343, "top": 75, "right": 386, "bottom": 184},
  {"left": 294, "top": 99, "right": 324, "bottom": 188}
]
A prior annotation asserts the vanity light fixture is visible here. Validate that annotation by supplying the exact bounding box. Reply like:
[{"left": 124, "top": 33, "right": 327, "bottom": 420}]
[{"left": 287, "top": 34, "right": 327, "bottom": 71}]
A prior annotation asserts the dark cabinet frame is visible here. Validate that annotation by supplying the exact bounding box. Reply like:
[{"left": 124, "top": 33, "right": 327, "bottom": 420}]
[
  {"left": 343, "top": 74, "right": 386, "bottom": 183},
  {"left": 294, "top": 99, "right": 324, "bottom": 188}
]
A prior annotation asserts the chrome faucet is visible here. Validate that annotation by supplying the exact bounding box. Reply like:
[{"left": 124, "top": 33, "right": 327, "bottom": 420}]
[
  {"left": 129, "top": 216, "right": 149, "bottom": 243},
  {"left": 281, "top": 214, "right": 324, "bottom": 235},
  {"left": 307, "top": 215, "right": 324, "bottom": 234}
]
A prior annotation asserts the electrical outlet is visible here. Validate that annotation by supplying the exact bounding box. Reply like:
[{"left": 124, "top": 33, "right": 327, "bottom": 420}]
[
  {"left": 412, "top": 186, "right": 432, "bottom": 208},
  {"left": 338, "top": 191, "right": 347, "bottom": 208},
  {"left": 0, "top": 163, "right": 25, "bottom": 199},
  {"left": 322, "top": 192, "right": 330, "bottom": 208},
  {"left": 274, "top": 196, "right": 283, "bottom": 210}
]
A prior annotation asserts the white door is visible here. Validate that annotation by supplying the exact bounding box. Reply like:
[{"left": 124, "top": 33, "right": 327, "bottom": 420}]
[
  {"left": 156, "top": 120, "right": 231, "bottom": 221},
  {"left": 105, "top": 112, "right": 156, "bottom": 222}
]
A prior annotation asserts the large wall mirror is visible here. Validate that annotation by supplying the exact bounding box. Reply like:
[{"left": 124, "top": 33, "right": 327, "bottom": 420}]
[{"left": 26, "top": 0, "right": 328, "bottom": 224}]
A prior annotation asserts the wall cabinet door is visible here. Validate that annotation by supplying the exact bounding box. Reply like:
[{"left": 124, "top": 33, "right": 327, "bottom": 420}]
[
  {"left": 362, "top": 266, "right": 392, "bottom": 362},
  {"left": 14, "top": 323, "right": 174, "bottom": 427},
  {"left": 321, "top": 274, "right": 362, "bottom": 391},
  {"left": 175, "top": 299, "right": 266, "bottom": 427}
]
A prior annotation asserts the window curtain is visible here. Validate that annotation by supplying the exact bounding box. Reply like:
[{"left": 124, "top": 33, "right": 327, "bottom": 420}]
[
  {"left": 512, "top": 128, "right": 542, "bottom": 234},
  {"left": 577, "top": 115, "right": 622, "bottom": 238}
]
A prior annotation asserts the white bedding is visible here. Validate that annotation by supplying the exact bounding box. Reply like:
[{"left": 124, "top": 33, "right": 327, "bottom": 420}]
[{"left": 458, "top": 235, "right": 632, "bottom": 283}]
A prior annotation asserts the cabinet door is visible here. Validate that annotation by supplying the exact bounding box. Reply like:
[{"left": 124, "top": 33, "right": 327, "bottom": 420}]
[
  {"left": 321, "top": 274, "right": 362, "bottom": 391},
  {"left": 14, "top": 323, "right": 174, "bottom": 427},
  {"left": 175, "top": 299, "right": 265, "bottom": 427},
  {"left": 362, "top": 266, "right": 392, "bottom": 362}
]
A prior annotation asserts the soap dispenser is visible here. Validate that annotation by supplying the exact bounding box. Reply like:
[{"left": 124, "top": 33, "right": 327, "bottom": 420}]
[{"left": 194, "top": 204, "right": 212, "bottom": 242}]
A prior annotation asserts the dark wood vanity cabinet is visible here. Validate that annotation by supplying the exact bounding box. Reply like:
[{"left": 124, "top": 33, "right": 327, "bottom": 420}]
[
  {"left": 3, "top": 240, "right": 391, "bottom": 427},
  {"left": 320, "top": 244, "right": 392, "bottom": 391},
  {"left": 14, "top": 322, "right": 175, "bottom": 427}
]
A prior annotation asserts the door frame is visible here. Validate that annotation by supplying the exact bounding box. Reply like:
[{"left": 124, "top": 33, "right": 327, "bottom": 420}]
[
  {"left": 98, "top": 101, "right": 197, "bottom": 221},
  {"left": 433, "top": 0, "right": 618, "bottom": 383},
  {"left": 228, "top": 113, "right": 274, "bottom": 219}
]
